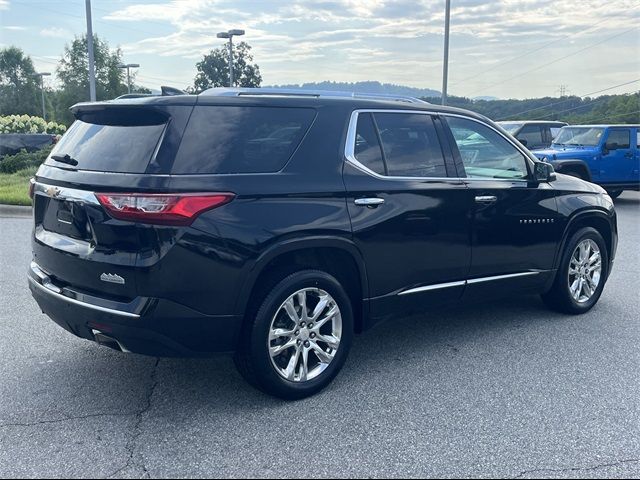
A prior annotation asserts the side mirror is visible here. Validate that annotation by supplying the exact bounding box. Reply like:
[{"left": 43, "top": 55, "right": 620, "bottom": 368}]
[
  {"left": 534, "top": 161, "right": 556, "bottom": 182},
  {"left": 517, "top": 138, "right": 528, "bottom": 147}
]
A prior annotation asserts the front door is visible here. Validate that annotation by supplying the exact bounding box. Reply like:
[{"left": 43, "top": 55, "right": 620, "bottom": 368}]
[
  {"left": 599, "top": 128, "right": 637, "bottom": 184},
  {"left": 441, "top": 115, "right": 561, "bottom": 300},
  {"left": 342, "top": 110, "right": 472, "bottom": 324}
]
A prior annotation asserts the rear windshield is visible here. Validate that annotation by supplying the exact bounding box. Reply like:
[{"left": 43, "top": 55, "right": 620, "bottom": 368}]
[
  {"left": 171, "top": 106, "right": 316, "bottom": 174},
  {"left": 45, "top": 119, "right": 166, "bottom": 173}
]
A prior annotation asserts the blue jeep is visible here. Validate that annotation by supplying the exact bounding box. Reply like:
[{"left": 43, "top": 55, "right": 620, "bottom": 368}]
[{"left": 532, "top": 124, "right": 640, "bottom": 197}]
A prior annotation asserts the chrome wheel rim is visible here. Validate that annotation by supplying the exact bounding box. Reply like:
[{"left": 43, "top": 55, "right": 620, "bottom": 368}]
[
  {"left": 268, "top": 288, "right": 342, "bottom": 382},
  {"left": 568, "top": 239, "right": 602, "bottom": 303}
]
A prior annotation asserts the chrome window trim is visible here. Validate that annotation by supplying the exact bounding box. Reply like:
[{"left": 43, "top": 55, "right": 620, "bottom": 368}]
[
  {"left": 33, "top": 182, "right": 101, "bottom": 205},
  {"left": 397, "top": 271, "right": 543, "bottom": 296},
  {"left": 28, "top": 276, "right": 141, "bottom": 318},
  {"left": 344, "top": 109, "right": 533, "bottom": 183}
]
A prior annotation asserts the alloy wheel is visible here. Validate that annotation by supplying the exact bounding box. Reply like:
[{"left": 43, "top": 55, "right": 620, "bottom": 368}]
[
  {"left": 268, "top": 288, "right": 342, "bottom": 382},
  {"left": 568, "top": 239, "right": 602, "bottom": 303}
]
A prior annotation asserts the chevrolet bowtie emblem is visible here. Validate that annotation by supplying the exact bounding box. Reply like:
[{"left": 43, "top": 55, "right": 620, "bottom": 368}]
[
  {"left": 45, "top": 186, "right": 61, "bottom": 198},
  {"left": 100, "top": 273, "right": 125, "bottom": 285}
]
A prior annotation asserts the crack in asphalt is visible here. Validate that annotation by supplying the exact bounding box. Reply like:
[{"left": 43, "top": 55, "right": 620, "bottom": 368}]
[
  {"left": 512, "top": 458, "right": 640, "bottom": 478},
  {"left": 106, "top": 358, "right": 161, "bottom": 480},
  {"left": 0, "top": 412, "right": 141, "bottom": 429}
]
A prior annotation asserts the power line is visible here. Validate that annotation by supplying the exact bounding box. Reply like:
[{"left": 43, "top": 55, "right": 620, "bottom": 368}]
[
  {"left": 596, "top": 110, "right": 640, "bottom": 122},
  {"left": 449, "top": 12, "right": 638, "bottom": 88},
  {"left": 532, "top": 90, "right": 639, "bottom": 120},
  {"left": 466, "top": 26, "right": 639, "bottom": 97},
  {"left": 501, "top": 78, "right": 640, "bottom": 120}
]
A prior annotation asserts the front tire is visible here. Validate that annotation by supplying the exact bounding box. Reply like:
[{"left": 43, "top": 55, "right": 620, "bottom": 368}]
[
  {"left": 542, "top": 227, "right": 608, "bottom": 314},
  {"left": 235, "top": 270, "right": 354, "bottom": 400},
  {"left": 606, "top": 189, "right": 623, "bottom": 199}
]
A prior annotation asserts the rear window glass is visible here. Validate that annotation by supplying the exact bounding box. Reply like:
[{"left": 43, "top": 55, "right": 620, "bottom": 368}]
[
  {"left": 171, "top": 106, "right": 315, "bottom": 174},
  {"left": 45, "top": 120, "right": 166, "bottom": 173}
]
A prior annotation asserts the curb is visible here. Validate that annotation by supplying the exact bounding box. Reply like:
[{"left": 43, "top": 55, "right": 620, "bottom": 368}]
[{"left": 0, "top": 204, "right": 32, "bottom": 218}]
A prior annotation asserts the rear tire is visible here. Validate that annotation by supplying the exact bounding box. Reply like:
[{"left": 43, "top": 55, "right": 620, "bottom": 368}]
[
  {"left": 234, "top": 269, "right": 353, "bottom": 400},
  {"left": 542, "top": 227, "right": 608, "bottom": 314}
]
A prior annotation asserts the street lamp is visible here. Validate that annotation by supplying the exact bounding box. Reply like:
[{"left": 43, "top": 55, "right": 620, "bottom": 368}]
[
  {"left": 441, "top": 0, "right": 451, "bottom": 105},
  {"left": 216, "top": 29, "right": 245, "bottom": 87},
  {"left": 118, "top": 63, "right": 140, "bottom": 94},
  {"left": 33, "top": 72, "right": 51, "bottom": 121}
]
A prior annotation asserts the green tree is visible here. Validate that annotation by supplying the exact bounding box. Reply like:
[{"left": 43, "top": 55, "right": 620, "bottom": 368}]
[
  {"left": 55, "top": 34, "right": 128, "bottom": 124},
  {"left": 194, "top": 41, "right": 262, "bottom": 92},
  {"left": 0, "top": 46, "right": 41, "bottom": 116}
]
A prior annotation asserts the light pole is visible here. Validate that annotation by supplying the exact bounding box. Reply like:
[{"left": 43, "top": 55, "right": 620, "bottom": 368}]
[
  {"left": 118, "top": 63, "right": 140, "bottom": 94},
  {"left": 85, "top": 0, "right": 97, "bottom": 101},
  {"left": 441, "top": 0, "right": 451, "bottom": 105},
  {"left": 33, "top": 72, "right": 51, "bottom": 121},
  {"left": 216, "top": 29, "right": 245, "bottom": 87}
]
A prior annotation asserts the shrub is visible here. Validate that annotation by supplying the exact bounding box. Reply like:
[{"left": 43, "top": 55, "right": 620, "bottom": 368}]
[
  {"left": 0, "top": 115, "right": 66, "bottom": 135},
  {"left": 0, "top": 146, "right": 52, "bottom": 174}
]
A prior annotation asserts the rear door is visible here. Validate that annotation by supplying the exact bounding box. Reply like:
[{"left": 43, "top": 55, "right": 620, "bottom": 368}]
[
  {"left": 441, "top": 115, "right": 561, "bottom": 299},
  {"left": 342, "top": 110, "right": 471, "bottom": 324}
]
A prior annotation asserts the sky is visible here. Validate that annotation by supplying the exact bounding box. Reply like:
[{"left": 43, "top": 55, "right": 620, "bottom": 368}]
[{"left": 0, "top": 0, "right": 639, "bottom": 99}]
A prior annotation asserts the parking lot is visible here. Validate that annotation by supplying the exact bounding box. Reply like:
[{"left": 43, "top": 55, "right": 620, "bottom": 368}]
[{"left": 0, "top": 192, "right": 638, "bottom": 478}]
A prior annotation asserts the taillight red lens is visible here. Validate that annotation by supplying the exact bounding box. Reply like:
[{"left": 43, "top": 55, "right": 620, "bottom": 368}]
[{"left": 95, "top": 193, "right": 235, "bottom": 226}]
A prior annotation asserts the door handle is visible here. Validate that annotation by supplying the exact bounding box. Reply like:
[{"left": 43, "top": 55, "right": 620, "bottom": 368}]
[
  {"left": 354, "top": 198, "right": 385, "bottom": 207},
  {"left": 475, "top": 195, "right": 497, "bottom": 204}
]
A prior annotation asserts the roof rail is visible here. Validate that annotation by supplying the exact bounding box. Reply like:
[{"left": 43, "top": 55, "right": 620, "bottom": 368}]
[{"left": 200, "top": 87, "right": 429, "bottom": 104}]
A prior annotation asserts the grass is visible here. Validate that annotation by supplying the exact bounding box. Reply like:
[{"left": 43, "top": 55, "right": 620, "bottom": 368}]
[{"left": 0, "top": 168, "right": 37, "bottom": 206}]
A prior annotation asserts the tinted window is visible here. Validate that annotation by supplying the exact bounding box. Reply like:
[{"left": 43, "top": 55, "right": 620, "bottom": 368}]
[
  {"left": 172, "top": 106, "right": 315, "bottom": 174},
  {"left": 606, "top": 129, "right": 631, "bottom": 148},
  {"left": 353, "top": 113, "right": 385, "bottom": 175},
  {"left": 517, "top": 125, "right": 544, "bottom": 147},
  {"left": 46, "top": 120, "right": 166, "bottom": 173},
  {"left": 373, "top": 113, "right": 447, "bottom": 178},
  {"left": 446, "top": 116, "right": 529, "bottom": 179}
]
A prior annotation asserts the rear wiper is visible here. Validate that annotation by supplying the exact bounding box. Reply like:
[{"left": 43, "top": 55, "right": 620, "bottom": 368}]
[{"left": 51, "top": 154, "right": 79, "bottom": 166}]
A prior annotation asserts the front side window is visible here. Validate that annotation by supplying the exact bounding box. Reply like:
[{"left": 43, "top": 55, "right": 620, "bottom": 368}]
[
  {"left": 517, "top": 125, "right": 544, "bottom": 148},
  {"left": 446, "top": 116, "right": 529, "bottom": 179},
  {"left": 605, "top": 129, "right": 631, "bottom": 149},
  {"left": 372, "top": 113, "right": 447, "bottom": 178}
]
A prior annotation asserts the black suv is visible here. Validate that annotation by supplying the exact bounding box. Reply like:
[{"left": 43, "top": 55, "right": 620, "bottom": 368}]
[{"left": 28, "top": 89, "right": 617, "bottom": 399}]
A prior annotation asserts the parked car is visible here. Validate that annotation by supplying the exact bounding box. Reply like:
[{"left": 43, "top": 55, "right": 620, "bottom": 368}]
[
  {"left": 497, "top": 120, "right": 568, "bottom": 149},
  {"left": 531, "top": 124, "right": 640, "bottom": 198},
  {"left": 29, "top": 88, "right": 617, "bottom": 399}
]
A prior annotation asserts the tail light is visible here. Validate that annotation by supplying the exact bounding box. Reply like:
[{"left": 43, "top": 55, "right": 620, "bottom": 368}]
[
  {"left": 28, "top": 178, "right": 35, "bottom": 200},
  {"left": 95, "top": 192, "right": 235, "bottom": 226}
]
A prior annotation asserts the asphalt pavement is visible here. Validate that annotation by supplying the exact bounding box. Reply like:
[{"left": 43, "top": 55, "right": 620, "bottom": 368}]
[{"left": 1, "top": 192, "right": 639, "bottom": 479}]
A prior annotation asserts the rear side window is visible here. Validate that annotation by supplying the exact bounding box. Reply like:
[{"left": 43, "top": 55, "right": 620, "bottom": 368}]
[
  {"left": 172, "top": 106, "right": 315, "bottom": 174},
  {"left": 354, "top": 113, "right": 386, "bottom": 175},
  {"left": 373, "top": 113, "right": 447, "bottom": 178},
  {"left": 46, "top": 120, "right": 166, "bottom": 173}
]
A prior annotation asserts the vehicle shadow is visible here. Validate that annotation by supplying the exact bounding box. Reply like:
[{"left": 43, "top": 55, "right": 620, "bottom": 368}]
[{"left": 11, "top": 293, "right": 582, "bottom": 423}]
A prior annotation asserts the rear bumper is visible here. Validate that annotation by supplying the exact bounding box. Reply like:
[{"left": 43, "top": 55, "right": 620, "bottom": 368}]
[{"left": 28, "top": 262, "right": 242, "bottom": 357}]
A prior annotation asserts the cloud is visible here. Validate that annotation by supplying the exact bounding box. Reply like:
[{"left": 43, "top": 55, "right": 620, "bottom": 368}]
[
  {"left": 0, "top": 0, "right": 9, "bottom": 10},
  {"left": 100, "top": 0, "right": 640, "bottom": 94},
  {"left": 3, "top": 25, "right": 26, "bottom": 31},
  {"left": 40, "top": 27, "right": 68, "bottom": 38}
]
